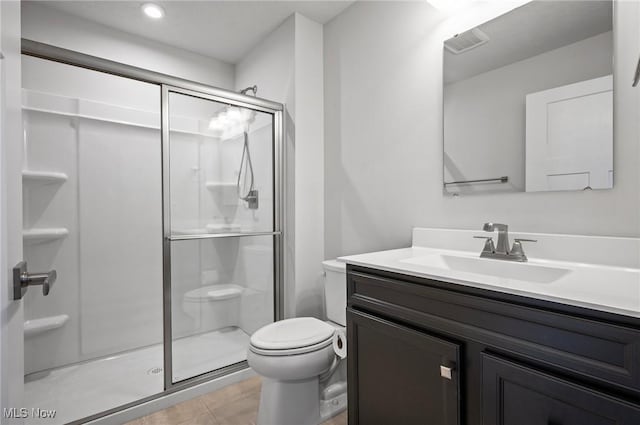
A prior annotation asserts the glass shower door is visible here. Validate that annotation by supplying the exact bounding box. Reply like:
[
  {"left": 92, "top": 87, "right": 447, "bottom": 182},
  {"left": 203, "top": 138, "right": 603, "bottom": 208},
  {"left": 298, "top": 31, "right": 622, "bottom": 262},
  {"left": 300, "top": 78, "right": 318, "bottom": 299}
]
[
  {"left": 165, "top": 88, "right": 280, "bottom": 383},
  {"left": 21, "top": 56, "right": 164, "bottom": 424}
]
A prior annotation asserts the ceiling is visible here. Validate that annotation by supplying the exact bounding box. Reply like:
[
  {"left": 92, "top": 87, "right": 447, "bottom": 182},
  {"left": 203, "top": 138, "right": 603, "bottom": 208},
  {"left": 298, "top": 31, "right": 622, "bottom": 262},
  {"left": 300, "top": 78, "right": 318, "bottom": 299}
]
[
  {"left": 30, "top": 0, "right": 354, "bottom": 64},
  {"left": 444, "top": 0, "right": 613, "bottom": 84}
]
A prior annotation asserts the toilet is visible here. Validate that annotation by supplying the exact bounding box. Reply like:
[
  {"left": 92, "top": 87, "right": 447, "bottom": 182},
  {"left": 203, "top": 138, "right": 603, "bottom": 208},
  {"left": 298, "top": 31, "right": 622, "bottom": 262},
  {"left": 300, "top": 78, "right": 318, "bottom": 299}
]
[{"left": 247, "top": 259, "right": 347, "bottom": 425}]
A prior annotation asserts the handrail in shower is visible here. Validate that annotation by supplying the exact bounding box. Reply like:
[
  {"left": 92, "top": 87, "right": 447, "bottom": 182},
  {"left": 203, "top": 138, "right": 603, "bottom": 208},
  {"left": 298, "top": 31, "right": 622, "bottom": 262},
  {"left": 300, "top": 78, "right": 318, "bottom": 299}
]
[{"left": 444, "top": 176, "right": 509, "bottom": 185}]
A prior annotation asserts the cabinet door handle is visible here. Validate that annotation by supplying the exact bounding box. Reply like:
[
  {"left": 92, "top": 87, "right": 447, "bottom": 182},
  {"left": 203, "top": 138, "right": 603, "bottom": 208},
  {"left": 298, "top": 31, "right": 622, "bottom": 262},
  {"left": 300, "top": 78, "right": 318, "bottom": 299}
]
[
  {"left": 440, "top": 365, "right": 453, "bottom": 380},
  {"left": 633, "top": 55, "right": 640, "bottom": 87}
]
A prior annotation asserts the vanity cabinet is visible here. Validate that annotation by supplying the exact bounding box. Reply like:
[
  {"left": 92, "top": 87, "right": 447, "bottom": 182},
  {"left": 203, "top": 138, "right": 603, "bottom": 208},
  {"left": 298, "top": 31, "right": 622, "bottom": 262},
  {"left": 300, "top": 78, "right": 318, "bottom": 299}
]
[
  {"left": 346, "top": 265, "right": 640, "bottom": 425},
  {"left": 347, "top": 309, "right": 460, "bottom": 425},
  {"left": 482, "top": 353, "right": 640, "bottom": 425}
]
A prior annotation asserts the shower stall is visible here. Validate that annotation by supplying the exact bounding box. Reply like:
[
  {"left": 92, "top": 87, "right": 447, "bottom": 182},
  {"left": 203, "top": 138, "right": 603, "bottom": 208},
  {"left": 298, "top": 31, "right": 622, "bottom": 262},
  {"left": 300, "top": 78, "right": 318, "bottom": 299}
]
[{"left": 19, "top": 40, "right": 283, "bottom": 424}]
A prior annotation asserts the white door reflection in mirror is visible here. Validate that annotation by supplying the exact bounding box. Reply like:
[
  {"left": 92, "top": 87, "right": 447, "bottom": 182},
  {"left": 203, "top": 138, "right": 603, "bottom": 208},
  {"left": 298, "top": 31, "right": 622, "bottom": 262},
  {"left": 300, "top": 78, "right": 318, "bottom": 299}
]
[{"left": 525, "top": 75, "right": 613, "bottom": 192}]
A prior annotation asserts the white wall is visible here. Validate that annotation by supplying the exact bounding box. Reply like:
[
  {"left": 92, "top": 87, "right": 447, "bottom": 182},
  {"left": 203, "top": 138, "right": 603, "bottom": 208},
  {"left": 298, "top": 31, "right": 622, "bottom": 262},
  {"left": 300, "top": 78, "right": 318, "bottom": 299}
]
[
  {"left": 235, "top": 16, "right": 296, "bottom": 114},
  {"left": 236, "top": 13, "right": 325, "bottom": 318},
  {"left": 444, "top": 31, "right": 612, "bottom": 194},
  {"left": 293, "top": 15, "right": 325, "bottom": 317},
  {"left": 21, "top": 2, "right": 235, "bottom": 89},
  {"left": 324, "top": 1, "right": 640, "bottom": 259}
]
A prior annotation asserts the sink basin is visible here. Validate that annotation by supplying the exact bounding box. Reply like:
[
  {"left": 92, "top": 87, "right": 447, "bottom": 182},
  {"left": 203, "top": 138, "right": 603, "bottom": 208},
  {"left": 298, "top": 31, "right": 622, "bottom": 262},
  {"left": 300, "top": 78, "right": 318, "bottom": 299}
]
[{"left": 401, "top": 253, "right": 571, "bottom": 283}]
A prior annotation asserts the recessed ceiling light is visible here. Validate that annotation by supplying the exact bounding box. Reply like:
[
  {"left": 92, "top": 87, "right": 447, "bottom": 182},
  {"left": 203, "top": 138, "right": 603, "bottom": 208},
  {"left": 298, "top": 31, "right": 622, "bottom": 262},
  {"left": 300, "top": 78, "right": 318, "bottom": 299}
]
[{"left": 141, "top": 3, "right": 165, "bottom": 19}]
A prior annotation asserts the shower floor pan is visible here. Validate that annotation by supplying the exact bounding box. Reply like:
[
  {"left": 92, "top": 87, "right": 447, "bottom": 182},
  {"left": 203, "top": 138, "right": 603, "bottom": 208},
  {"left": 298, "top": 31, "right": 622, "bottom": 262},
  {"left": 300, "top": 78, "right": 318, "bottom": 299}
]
[{"left": 24, "top": 327, "right": 250, "bottom": 425}]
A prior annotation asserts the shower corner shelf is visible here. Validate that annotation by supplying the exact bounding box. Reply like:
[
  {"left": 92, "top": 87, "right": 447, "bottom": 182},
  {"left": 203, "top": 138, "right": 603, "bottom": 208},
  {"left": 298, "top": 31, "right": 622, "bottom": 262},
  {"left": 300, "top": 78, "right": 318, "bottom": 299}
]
[
  {"left": 22, "top": 170, "right": 68, "bottom": 185},
  {"left": 205, "top": 181, "right": 235, "bottom": 190},
  {"left": 24, "top": 314, "right": 69, "bottom": 339},
  {"left": 23, "top": 227, "right": 69, "bottom": 243}
]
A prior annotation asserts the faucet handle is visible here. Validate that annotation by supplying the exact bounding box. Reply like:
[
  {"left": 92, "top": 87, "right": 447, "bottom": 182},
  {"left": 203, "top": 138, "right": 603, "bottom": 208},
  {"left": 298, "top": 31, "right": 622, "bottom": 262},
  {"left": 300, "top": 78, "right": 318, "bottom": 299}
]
[
  {"left": 511, "top": 239, "right": 537, "bottom": 260},
  {"left": 473, "top": 236, "right": 495, "bottom": 254}
]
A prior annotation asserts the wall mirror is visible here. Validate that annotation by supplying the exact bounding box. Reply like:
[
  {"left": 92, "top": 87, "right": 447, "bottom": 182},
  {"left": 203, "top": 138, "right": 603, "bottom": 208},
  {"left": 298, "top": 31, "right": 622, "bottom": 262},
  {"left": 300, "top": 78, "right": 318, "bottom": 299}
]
[{"left": 443, "top": 0, "right": 613, "bottom": 195}]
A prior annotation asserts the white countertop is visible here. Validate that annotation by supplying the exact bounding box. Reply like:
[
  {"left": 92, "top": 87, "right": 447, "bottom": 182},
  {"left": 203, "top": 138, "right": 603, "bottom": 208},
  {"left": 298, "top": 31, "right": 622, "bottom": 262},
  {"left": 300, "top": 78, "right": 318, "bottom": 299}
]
[{"left": 339, "top": 228, "right": 640, "bottom": 319}]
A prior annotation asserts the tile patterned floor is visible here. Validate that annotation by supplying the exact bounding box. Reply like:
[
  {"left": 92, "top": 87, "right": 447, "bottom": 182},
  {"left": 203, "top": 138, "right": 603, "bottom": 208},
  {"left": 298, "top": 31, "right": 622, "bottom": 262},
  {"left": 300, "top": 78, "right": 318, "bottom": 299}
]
[{"left": 124, "top": 376, "right": 348, "bottom": 425}]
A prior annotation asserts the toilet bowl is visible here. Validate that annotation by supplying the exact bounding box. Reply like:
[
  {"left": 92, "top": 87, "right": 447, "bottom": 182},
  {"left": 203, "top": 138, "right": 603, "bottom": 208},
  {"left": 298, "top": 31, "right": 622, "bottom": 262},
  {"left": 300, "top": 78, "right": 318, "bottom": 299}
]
[
  {"left": 182, "top": 284, "right": 243, "bottom": 333},
  {"left": 248, "top": 317, "right": 338, "bottom": 425},
  {"left": 248, "top": 260, "right": 347, "bottom": 425},
  {"left": 249, "top": 318, "right": 336, "bottom": 378}
]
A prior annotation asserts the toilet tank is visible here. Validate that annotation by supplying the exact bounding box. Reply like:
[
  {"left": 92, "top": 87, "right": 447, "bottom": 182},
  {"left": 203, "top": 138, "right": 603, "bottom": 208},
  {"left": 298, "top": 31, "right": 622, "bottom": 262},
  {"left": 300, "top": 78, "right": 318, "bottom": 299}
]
[{"left": 322, "top": 260, "right": 347, "bottom": 326}]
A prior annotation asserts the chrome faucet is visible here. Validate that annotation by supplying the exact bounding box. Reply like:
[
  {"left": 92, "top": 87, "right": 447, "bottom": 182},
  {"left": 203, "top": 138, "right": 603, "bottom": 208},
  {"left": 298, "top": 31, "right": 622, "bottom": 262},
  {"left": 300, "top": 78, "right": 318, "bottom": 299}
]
[
  {"left": 474, "top": 222, "right": 536, "bottom": 262},
  {"left": 483, "top": 222, "right": 510, "bottom": 254}
]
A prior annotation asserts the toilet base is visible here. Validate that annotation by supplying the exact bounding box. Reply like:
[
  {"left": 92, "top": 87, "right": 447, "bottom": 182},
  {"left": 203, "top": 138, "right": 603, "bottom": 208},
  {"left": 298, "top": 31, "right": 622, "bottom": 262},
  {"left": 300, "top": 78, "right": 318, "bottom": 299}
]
[
  {"left": 257, "top": 377, "right": 321, "bottom": 425},
  {"left": 320, "top": 390, "right": 348, "bottom": 422}
]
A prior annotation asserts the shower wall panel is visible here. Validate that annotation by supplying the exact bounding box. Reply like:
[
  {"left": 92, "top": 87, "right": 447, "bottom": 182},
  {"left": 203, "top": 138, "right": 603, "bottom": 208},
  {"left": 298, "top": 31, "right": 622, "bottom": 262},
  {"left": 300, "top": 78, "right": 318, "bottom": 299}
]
[
  {"left": 78, "top": 119, "right": 162, "bottom": 357},
  {"left": 217, "top": 114, "right": 274, "bottom": 232},
  {"left": 23, "top": 110, "right": 81, "bottom": 374},
  {"left": 22, "top": 56, "right": 163, "bottom": 374},
  {"left": 168, "top": 132, "right": 201, "bottom": 233}
]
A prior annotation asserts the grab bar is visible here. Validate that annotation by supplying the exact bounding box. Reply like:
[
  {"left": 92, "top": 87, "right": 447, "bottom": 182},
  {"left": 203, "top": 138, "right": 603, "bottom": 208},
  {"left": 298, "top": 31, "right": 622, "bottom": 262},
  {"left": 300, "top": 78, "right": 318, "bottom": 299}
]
[{"left": 444, "top": 176, "right": 508, "bottom": 186}]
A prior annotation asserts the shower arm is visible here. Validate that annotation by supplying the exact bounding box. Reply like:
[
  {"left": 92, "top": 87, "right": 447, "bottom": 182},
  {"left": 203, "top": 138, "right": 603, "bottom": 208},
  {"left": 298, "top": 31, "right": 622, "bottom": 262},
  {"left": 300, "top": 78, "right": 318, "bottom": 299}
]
[{"left": 240, "top": 85, "right": 258, "bottom": 96}]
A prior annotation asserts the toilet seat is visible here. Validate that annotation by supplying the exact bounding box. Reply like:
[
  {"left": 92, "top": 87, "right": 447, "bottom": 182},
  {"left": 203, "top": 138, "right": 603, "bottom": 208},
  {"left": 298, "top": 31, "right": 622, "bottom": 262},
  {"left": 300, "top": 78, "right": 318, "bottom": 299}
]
[
  {"left": 250, "top": 317, "right": 335, "bottom": 356},
  {"left": 250, "top": 337, "right": 334, "bottom": 356}
]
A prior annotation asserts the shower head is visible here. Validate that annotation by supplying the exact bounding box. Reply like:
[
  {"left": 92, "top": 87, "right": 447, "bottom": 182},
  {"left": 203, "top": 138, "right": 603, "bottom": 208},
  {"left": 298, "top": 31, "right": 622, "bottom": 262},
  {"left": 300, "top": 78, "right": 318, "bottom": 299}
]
[
  {"left": 208, "top": 84, "right": 257, "bottom": 139},
  {"left": 240, "top": 85, "right": 258, "bottom": 96}
]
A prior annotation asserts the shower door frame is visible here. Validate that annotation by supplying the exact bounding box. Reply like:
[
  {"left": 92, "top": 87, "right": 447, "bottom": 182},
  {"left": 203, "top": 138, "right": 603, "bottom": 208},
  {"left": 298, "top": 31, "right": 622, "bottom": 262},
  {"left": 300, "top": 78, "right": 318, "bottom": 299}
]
[{"left": 20, "top": 39, "right": 285, "bottom": 422}]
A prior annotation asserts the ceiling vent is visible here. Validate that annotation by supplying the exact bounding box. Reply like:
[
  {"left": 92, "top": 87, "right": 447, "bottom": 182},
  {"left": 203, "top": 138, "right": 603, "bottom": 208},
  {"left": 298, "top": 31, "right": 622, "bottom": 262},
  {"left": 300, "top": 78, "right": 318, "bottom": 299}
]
[{"left": 444, "top": 28, "right": 489, "bottom": 54}]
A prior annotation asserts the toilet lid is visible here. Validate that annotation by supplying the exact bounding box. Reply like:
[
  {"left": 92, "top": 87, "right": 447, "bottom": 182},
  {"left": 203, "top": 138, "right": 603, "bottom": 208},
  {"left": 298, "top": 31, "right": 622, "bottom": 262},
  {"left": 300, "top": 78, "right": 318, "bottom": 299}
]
[{"left": 250, "top": 317, "right": 335, "bottom": 350}]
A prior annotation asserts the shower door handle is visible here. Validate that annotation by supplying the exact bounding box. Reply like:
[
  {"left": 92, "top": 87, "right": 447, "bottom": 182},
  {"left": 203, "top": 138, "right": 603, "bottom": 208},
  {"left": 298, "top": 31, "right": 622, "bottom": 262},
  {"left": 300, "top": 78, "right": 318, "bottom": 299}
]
[{"left": 13, "top": 261, "right": 57, "bottom": 300}]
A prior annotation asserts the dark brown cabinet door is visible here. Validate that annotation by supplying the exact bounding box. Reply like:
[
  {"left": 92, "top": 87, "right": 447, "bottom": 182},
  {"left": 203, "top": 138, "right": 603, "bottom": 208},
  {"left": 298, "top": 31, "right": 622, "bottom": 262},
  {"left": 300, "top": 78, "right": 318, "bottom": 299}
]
[
  {"left": 482, "top": 353, "right": 640, "bottom": 425},
  {"left": 347, "top": 309, "right": 460, "bottom": 425}
]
